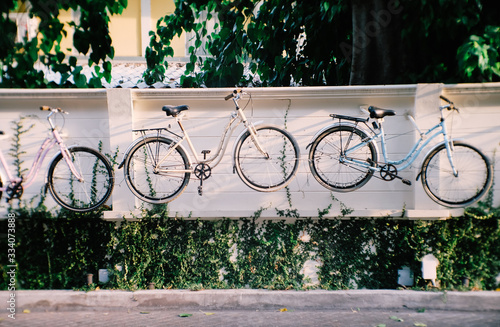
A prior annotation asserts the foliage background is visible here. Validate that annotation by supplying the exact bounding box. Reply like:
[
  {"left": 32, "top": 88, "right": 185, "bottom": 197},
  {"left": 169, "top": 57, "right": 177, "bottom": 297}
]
[
  {"left": 1, "top": 0, "right": 500, "bottom": 88},
  {"left": 1, "top": 201, "right": 499, "bottom": 291}
]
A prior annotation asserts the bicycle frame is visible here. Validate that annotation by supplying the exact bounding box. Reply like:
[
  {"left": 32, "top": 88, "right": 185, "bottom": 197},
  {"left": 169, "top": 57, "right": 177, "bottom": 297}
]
[
  {"left": 147, "top": 95, "right": 265, "bottom": 175},
  {"left": 0, "top": 110, "right": 84, "bottom": 196},
  {"left": 344, "top": 106, "right": 457, "bottom": 174}
]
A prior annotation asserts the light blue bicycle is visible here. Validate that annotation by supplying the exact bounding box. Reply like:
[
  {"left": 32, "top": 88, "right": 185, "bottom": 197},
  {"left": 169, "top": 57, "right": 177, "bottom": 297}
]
[{"left": 308, "top": 96, "right": 493, "bottom": 207}]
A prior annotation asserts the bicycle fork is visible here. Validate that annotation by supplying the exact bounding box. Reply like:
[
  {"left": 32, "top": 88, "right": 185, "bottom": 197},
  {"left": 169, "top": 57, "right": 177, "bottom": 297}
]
[
  {"left": 444, "top": 140, "right": 459, "bottom": 177},
  {"left": 240, "top": 112, "right": 269, "bottom": 159}
]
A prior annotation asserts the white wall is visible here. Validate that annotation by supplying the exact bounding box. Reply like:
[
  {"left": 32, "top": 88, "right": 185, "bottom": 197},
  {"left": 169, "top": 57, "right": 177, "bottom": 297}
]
[{"left": 1, "top": 84, "right": 499, "bottom": 219}]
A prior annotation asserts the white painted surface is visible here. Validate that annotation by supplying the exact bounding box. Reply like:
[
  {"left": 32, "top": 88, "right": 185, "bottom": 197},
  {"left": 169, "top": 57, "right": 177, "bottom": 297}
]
[{"left": 0, "top": 84, "right": 498, "bottom": 219}]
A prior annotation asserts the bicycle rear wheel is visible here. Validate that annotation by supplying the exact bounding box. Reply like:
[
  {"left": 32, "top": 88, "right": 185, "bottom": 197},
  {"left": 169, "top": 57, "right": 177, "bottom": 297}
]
[
  {"left": 421, "top": 141, "right": 493, "bottom": 207},
  {"left": 308, "top": 126, "right": 377, "bottom": 192},
  {"left": 48, "top": 147, "right": 114, "bottom": 212},
  {"left": 234, "top": 125, "right": 300, "bottom": 192},
  {"left": 123, "top": 137, "right": 190, "bottom": 204}
]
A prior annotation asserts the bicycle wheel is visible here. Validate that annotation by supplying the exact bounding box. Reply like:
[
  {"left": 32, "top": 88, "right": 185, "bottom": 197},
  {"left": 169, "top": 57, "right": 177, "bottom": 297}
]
[
  {"left": 309, "top": 126, "right": 377, "bottom": 192},
  {"left": 234, "top": 125, "right": 300, "bottom": 192},
  {"left": 421, "top": 141, "right": 492, "bottom": 207},
  {"left": 123, "top": 137, "right": 190, "bottom": 204},
  {"left": 48, "top": 147, "right": 114, "bottom": 212}
]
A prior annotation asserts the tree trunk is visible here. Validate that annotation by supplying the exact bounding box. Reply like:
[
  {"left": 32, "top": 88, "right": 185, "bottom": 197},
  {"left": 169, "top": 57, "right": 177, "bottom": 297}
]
[{"left": 349, "top": 0, "right": 403, "bottom": 85}]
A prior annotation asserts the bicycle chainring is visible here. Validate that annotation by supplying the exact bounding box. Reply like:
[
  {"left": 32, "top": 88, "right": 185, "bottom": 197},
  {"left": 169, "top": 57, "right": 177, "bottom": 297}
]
[
  {"left": 380, "top": 164, "right": 398, "bottom": 181},
  {"left": 6, "top": 182, "right": 23, "bottom": 200},
  {"left": 194, "top": 163, "right": 212, "bottom": 180}
]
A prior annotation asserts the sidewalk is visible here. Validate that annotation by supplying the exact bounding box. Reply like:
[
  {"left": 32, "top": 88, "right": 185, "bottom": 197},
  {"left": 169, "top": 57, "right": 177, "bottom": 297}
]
[{"left": 3, "top": 289, "right": 500, "bottom": 327}]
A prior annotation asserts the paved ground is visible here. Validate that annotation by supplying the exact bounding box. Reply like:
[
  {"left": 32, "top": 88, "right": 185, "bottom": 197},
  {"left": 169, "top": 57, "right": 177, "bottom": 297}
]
[
  {"left": 2, "top": 289, "right": 499, "bottom": 326},
  {"left": 5, "top": 308, "right": 500, "bottom": 327}
]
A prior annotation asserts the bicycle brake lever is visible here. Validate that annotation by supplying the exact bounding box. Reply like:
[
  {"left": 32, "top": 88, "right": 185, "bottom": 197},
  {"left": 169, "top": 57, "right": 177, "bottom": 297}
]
[{"left": 439, "top": 95, "right": 452, "bottom": 104}]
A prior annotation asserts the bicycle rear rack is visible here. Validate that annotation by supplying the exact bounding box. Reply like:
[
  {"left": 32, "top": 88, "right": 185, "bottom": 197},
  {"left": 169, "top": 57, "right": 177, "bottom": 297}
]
[
  {"left": 133, "top": 127, "right": 182, "bottom": 140},
  {"left": 330, "top": 113, "right": 369, "bottom": 123}
]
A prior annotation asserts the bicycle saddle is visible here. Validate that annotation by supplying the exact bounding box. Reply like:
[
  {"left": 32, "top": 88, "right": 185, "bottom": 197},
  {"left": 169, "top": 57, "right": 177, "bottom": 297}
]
[
  {"left": 368, "top": 106, "right": 396, "bottom": 119},
  {"left": 162, "top": 105, "right": 189, "bottom": 117}
]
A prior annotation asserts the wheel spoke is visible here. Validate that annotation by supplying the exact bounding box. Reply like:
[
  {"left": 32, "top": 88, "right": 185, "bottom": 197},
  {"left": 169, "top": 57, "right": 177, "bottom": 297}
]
[
  {"left": 309, "top": 127, "right": 376, "bottom": 192},
  {"left": 422, "top": 142, "right": 492, "bottom": 207},
  {"left": 235, "top": 127, "right": 299, "bottom": 191},
  {"left": 124, "top": 138, "right": 190, "bottom": 203}
]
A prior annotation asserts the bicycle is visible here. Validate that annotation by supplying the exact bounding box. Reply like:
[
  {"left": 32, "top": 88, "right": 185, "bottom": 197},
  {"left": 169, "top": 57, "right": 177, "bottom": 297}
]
[
  {"left": 118, "top": 89, "right": 300, "bottom": 204},
  {"left": 307, "top": 95, "right": 493, "bottom": 208},
  {"left": 0, "top": 107, "right": 114, "bottom": 212}
]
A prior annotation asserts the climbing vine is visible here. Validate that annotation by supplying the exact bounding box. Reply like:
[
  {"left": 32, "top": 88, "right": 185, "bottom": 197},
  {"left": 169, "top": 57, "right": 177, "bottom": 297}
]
[{"left": 1, "top": 200, "right": 499, "bottom": 291}]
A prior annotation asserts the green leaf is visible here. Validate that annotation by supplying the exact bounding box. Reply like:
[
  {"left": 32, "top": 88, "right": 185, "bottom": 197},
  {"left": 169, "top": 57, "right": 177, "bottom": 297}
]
[
  {"left": 389, "top": 316, "right": 404, "bottom": 322},
  {"left": 178, "top": 313, "right": 192, "bottom": 318},
  {"left": 195, "top": 39, "right": 202, "bottom": 48},
  {"left": 73, "top": 72, "right": 87, "bottom": 88}
]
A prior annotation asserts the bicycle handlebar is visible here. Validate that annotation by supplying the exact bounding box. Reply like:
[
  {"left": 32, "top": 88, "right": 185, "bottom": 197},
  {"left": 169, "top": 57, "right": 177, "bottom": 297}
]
[
  {"left": 439, "top": 95, "right": 459, "bottom": 112},
  {"left": 439, "top": 95, "right": 452, "bottom": 104},
  {"left": 40, "top": 106, "right": 68, "bottom": 114},
  {"left": 225, "top": 89, "right": 243, "bottom": 101}
]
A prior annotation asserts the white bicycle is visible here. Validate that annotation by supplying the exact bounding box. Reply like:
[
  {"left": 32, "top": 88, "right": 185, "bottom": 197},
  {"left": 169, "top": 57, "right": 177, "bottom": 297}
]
[{"left": 118, "top": 89, "right": 300, "bottom": 203}]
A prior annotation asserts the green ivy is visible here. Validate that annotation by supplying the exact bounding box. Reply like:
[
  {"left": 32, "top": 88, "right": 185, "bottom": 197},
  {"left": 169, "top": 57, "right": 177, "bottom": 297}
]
[
  {"left": 1, "top": 201, "right": 499, "bottom": 291},
  {"left": 1, "top": 206, "right": 112, "bottom": 290}
]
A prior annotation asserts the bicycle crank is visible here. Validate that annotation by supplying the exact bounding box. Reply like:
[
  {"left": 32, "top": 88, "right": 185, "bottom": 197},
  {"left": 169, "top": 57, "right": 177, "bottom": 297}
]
[
  {"left": 380, "top": 164, "right": 397, "bottom": 181},
  {"left": 6, "top": 181, "right": 23, "bottom": 202},
  {"left": 379, "top": 164, "right": 412, "bottom": 186},
  {"left": 194, "top": 163, "right": 212, "bottom": 196}
]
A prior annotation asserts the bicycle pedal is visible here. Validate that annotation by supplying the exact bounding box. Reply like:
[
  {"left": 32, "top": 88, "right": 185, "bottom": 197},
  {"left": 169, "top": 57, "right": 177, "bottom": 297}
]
[{"left": 402, "top": 179, "right": 411, "bottom": 186}]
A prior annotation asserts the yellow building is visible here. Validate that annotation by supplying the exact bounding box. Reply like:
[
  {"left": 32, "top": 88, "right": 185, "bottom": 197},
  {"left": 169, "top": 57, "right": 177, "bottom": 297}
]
[
  {"left": 108, "top": 0, "right": 186, "bottom": 59},
  {"left": 10, "top": 0, "right": 186, "bottom": 60}
]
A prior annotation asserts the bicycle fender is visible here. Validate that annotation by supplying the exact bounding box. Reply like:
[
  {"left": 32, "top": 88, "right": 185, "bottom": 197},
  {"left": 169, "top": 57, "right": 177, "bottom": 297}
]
[
  {"left": 306, "top": 121, "right": 373, "bottom": 149},
  {"left": 306, "top": 122, "right": 379, "bottom": 164},
  {"left": 117, "top": 134, "right": 191, "bottom": 169},
  {"left": 416, "top": 138, "right": 464, "bottom": 181}
]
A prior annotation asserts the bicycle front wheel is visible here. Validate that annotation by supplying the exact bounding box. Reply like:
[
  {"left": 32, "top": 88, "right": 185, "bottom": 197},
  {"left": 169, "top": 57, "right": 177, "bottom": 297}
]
[
  {"left": 234, "top": 125, "right": 300, "bottom": 192},
  {"left": 48, "top": 147, "right": 114, "bottom": 212},
  {"left": 309, "top": 126, "right": 377, "bottom": 192},
  {"left": 421, "top": 141, "right": 493, "bottom": 207},
  {"left": 123, "top": 137, "right": 190, "bottom": 204}
]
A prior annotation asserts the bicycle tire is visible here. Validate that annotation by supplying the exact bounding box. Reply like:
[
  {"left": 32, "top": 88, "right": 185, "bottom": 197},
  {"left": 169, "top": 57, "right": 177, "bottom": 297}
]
[
  {"left": 309, "top": 126, "right": 377, "bottom": 192},
  {"left": 123, "top": 136, "right": 190, "bottom": 204},
  {"left": 421, "top": 141, "right": 493, "bottom": 207},
  {"left": 234, "top": 125, "right": 300, "bottom": 192},
  {"left": 47, "top": 147, "right": 114, "bottom": 212}
]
